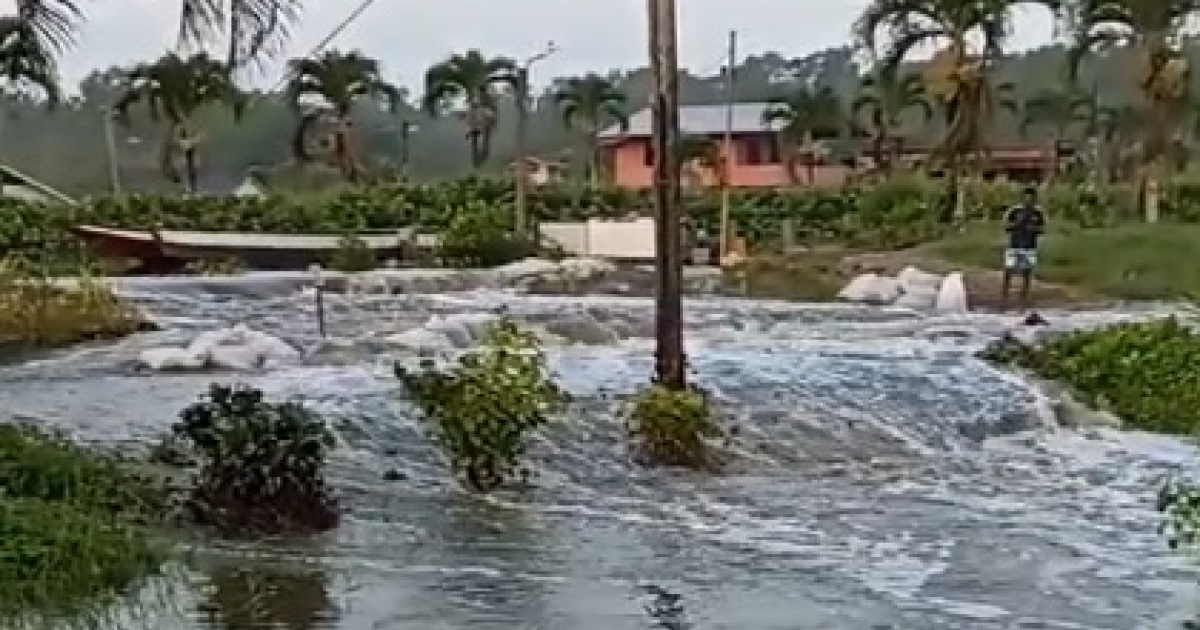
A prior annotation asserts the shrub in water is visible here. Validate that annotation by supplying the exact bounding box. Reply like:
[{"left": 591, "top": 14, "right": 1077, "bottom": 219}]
[
  {"left": 396, "top": 320, "right": 565, "bottom": 491},
  {"left": 173, "top": 383, "right": 339, "bottom": 534},
  {"left": 1157, "top": 481, "right": 1200, "bottom": 550},
  {"left": 628, "top": 383, "right": 723, "bottom": 469},
  {"left": 0, "top": 424, "right": 164, "bottom": 625},
  {"left": 978, "top": 318, "right": 1200, "bottom": 435}
]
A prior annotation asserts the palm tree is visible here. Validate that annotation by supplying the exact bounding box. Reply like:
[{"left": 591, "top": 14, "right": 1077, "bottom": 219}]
[
  {"left": 1068, "top": 0, "right": 1200, "bottom": 221},
  {"left": 285, "top": 50, "right": 402, "bottom": 182},
  {"left": 0, "top": 15, "right": 62, "bottom": 105},
  {"left": 422, "top": 50, "right": 519, "bottom": 169},
  {"left": 761, "top": 86, "right": 844, "bottom": 185},
  {"left": 553, "top": 74, "right": 627, "bottom": 186},
  {"left": 852, "top": 70, "right": 931, "bottom": 173},
  {"left": 1020, "top": 88, "right": 1091, "bottom": 183},
  {"left": 854, "top": 0, "right": 1061, "bottom": 219},
  {"left": 112, "top": 52, "right": 245, "bottom": 193}
]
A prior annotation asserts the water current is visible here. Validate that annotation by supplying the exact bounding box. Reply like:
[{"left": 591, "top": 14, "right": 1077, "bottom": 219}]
[{"left": 2, "top": 269, "right": 1198, "bottom": 630}]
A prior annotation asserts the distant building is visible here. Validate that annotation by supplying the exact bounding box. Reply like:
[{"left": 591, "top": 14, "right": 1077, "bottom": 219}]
[
  {"left": 598, "top": 102, "right": 850, "bottom": 189},
  {"left": 0, "top": 165, "right": 76, "bottom": 205},
  {"left": 508, "top": 156, "right": 568, "bottom": 187},
  {"left": 598, "top": 102, "right": 1058, "bottom": 189}
]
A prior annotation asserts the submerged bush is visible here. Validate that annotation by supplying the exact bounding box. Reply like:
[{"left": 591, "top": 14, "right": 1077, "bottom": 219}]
[
  {"left": 437, "top": 204, "right": 540, "bottom": 268},
  {"left": 0, "top": 424, "right": 165, "bottom": 625},
  {"left": 397, "top": 320, "right": 565, "bottom": 491},
  {"left": 978, "top": 318, "right": 1200, "bottom": 435},
  {"left": 1158, "top": 481, "right": 1200, "bottom": 550},
  {"left": 173, "top": 383, "right": 339, "bottom": 534},
  {"left": 0, "top": 256, "right": 144, "bottom": 348},
  {"left": 628, "top": 384, "right": 723, "bottom": 469}
]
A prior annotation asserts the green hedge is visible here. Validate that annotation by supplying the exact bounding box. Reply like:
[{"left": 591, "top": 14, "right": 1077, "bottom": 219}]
[{"left": 6, "top": 176, "right": 1200, "bottom": 267}]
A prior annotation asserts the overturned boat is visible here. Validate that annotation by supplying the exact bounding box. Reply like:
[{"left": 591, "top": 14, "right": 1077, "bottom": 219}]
[{"left": 71, "top": 225, "right": 425, "bottom": 272}]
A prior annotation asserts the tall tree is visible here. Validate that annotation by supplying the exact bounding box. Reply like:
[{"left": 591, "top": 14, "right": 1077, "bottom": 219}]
[
  {"left": 113, "top": 52, "right": 246, "bottom": 192},
  {"left": 1068, "top": 0, "right": 1198, "bottom": 221},
  {"left": 852, "top": 70, "right": 931, "bottom": 173},
  {"left": 854, "top": 0, "right": 1062, "bottom": 219},
  {"left": 422, "top": 50, "right": 519, "bottom": 169},
  {"left": 1020, "top": 88, "right": 1091, "bottom": 183},
  {"left": 553, "top": 74, "right": 627, "bottom": 186},
  {"left": 285, "top": 50, "right": 402, "bottom": 182},
  {"left": 762, "top": 85, "right": 844, "bottom": 185}
]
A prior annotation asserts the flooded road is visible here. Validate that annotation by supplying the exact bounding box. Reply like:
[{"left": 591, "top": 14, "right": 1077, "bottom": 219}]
[{"left": 2, "top": 269, "right": 1196, "bottom": 629}]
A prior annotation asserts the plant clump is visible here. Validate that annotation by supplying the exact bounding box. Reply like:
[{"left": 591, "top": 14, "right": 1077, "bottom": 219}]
[
  {"left": 1157, "top": 480, "right": 1200, "bottom": 550},
  {"left": 328, "top": 234, "right": 377, "bottom": 272},
  {"left": 436, "top": 203, "right": 541, "bottom": 267},
  {"left": 627, "top": 383, "right": 723, "bottom": 469},
  {"left": 171, "top": 383, "right": 339, "bottom": 534},
  {"left": 0, "top": 424, "right": 165, "bottom": 626},
  {"left": 978, "top": 318, "right": 1200, "bottom": 435},
  {"left": 0, "top": 256, "right": 144, "bottom": 349},
  {"left": 184, "top": 256, "right": 246, "bottom": 276},
  {"left": 397, "top": 319, "right": 565, "bottom": 491}
]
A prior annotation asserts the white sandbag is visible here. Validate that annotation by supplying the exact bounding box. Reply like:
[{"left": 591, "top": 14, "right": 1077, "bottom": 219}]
[
  {"left": 138, "top": 347, "right": 208, "bottom": 371},
  {"left": 896, "top": 266, "right": 943, "bottom": 293},
  {"left": 837, "top": 273, "right": 903, "bottom": 305},
  {"left": 893, "top": 286, "right": 940, "bottom": 310},
  {"left": 207, "top": 344, "right": 266, "bottom": 371},
  {"left": 240, "top": 328, "right": 301, "bottom": 363},
  {"left": 934, "top": 271, "right": 969, "bottom": 314},
  {"left": 557, "top": 257, "right": 616, "bottom": 279},
  {"left": 385, "top": 328, "right": 454, "bottom": 351}
]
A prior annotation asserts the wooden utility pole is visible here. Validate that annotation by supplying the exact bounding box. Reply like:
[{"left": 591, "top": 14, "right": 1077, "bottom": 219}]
[
  {"left": 514, "top": 43, "right": 559, "bottom": 236},
  {"left": 719, "top": 30, "right": 736, "bottom": 262},
  {"left": 648, "top": 0, "right": 686, "bottom": 389}
]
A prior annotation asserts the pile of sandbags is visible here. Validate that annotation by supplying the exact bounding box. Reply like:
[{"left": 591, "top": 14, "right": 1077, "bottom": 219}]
[
  {"left": 837, "top": 266, "right": 969, "bottom": 313},
  {"left": 138, "top": 324, "right": 301, "bottom": 371}
]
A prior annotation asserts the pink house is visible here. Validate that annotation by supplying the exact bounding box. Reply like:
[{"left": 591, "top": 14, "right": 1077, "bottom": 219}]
[{"left": 598, "top": 102, "right": 852, "bottom": 189}]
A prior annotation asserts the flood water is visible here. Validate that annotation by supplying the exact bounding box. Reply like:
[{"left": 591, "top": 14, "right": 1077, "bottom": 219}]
[{"left": 3, "top": 268, "right": 1198, "bottom": 630}]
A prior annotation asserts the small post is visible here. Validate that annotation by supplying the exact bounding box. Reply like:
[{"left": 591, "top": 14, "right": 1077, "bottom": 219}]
[{"left": 310, "top": 263, "right": 326, "bottom": 338}]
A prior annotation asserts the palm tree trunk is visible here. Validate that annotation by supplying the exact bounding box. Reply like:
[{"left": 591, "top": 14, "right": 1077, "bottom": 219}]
[
  {"left": 468, "top": 132, "right": 485, "bottom": 170},
  {"left": 292, "top": 112, "right": 320, "bottom": 163},
  {"left": 183, "top": 148, "right": 199, "bottom": 194},
  {"left": 588, "top": 134, "right": 601, "bottom": 188}
]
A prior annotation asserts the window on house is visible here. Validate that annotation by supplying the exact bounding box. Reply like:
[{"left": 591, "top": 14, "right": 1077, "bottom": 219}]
[
  {"left": 767, "top": 136, "right": 782, "bottom": 164},
  {"left": 743, "top": 137, "right": 762, "bottom": 166}
]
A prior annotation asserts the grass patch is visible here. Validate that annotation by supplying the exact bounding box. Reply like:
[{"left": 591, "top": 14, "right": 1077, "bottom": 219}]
[
  {"left": 926, "top": 223, "right": 1200, "bottom": 301},
  {"left": 0, "top": 424, "right": 166, "bottom": 626},
  {"left": 722, "top": 251, "right": 847, "bottom": 301},
  {"left": 0, "top": 256, "right": 145, "bottom": 349}
]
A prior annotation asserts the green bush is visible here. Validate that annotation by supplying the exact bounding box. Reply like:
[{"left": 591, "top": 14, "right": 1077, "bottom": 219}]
[
  {"left": 978, "top": 318, "right": 1200, "bottom": 435},
  {"left": 627, "top": 384, "right": 723, "bottom": 469},
  {"left": 1158, "top": 481, "right": 1200, "bottom": 550},
  {"left": 0, "top": 424, "right": 165, "bottom": 625},
  {"left": 437, "top": 203, "right": 540, "bottom": 267},
  {"left": 172, "top": 383, "right": 339, "bottom": 534},
  {"left": 8, "top": 177, "right": 1196, "bottom": 271},
  {"left": 328, "top": 234, "right": 377, "bottom": 272},
  {"left": 396, "top": 320, "right": 565, "bottom": 491}
]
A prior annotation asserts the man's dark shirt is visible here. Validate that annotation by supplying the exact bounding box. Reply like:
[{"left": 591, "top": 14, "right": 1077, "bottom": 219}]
[{"left": 1005, "top": 204, "right": 1045, "bottom": 249}]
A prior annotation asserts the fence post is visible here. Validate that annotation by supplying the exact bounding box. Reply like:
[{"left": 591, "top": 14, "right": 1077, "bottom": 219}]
[{"left": 310, "top": 263, "right": 326, "bottom": 338}]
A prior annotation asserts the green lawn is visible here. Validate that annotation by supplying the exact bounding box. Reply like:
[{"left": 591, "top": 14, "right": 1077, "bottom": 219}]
[{"left": 924, "top": 223, "right": 1200, "bottom": 301}]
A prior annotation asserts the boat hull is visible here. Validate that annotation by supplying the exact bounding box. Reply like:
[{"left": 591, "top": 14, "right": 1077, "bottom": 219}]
[{"left": 71, "top": 226, "right": 418, "bottom": 272}]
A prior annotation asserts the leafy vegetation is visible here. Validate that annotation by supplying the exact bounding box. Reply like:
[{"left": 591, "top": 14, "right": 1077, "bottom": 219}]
[
  {"left": 397, "top": 320, "right": 565, "bottom": 491},
  {"left": 628, "top": 384, "right": 724, "bottom": 469},
  {"left": 0, "top": 256, "right": 144, "bottom": 349},
  {"left": 172, "top": 383, "right": 339, "bottom": 534},
  {"left": 328, "top": 234, "right": 378, "bottom": 273},
  {"left": 0, "top": 424, "right": 165, "bottom": 626},
  {"left": 979, "top": 318, "right": 1200, "bottom": 435}
]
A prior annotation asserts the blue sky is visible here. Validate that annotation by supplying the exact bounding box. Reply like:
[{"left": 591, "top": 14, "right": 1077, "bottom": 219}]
[{"left": 58, "top": 0, "right": 1060, "bottom": 89}]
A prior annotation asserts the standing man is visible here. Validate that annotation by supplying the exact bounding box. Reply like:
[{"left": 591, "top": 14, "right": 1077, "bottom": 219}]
[{"left": 1001, "top": 186, "right": 1046, "bottom": 309}]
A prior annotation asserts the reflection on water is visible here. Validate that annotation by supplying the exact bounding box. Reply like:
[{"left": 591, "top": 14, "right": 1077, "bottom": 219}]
[{"left": 196, "top": 564, "right": 337, "bottom": 630}]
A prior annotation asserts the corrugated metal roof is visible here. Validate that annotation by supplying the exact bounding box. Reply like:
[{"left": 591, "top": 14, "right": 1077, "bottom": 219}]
[{"left": 599, "top": 102, "right": 784, "bottom": 138}]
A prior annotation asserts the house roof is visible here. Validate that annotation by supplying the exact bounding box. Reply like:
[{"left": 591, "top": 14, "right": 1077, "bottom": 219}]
[{"left": 598, "top": 102, "right": 785, "bottom": 139}]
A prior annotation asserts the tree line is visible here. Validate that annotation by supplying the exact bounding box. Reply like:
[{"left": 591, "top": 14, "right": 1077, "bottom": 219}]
[{"left": 1, "top": 0, "right": 1199, "bottom": 207}]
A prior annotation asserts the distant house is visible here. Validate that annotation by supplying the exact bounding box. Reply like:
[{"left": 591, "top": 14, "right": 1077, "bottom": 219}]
[
  {"left": 0, "top": 165, "right": 76, "bottom": 205},
  {"left": 598, "top": 102, "right": 851, "bottom": 189},
  {"left": 508, "top": 156, "right": 568, "bottom": 187},
  {"left": 599, "top": 103, "right": 1059, "bottom": 189}
]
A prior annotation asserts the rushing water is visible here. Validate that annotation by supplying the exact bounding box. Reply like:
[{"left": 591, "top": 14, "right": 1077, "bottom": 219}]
[{"left": 3, "top": 269, "right": 1199, "bottom": 630}]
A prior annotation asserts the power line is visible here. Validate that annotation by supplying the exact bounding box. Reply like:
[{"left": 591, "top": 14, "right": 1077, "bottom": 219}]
[{"left": 267, "top": 0, "right": 380, "bottom": 93}]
